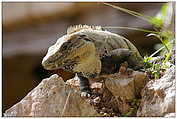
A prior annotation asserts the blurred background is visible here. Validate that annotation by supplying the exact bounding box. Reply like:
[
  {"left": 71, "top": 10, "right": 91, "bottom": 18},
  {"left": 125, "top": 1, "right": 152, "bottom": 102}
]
[{"left": 2, "top": 2, "right": 165, "bottom": 113}]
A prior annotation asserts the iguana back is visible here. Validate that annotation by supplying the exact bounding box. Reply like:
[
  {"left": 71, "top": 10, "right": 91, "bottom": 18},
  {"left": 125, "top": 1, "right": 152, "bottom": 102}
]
[{"left": 71, "top": 29, "right": 144, "bottom": 74}]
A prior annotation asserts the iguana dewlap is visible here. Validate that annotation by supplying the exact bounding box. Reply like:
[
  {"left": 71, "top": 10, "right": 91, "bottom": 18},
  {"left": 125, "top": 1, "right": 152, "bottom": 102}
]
[{"left": 42, "top": 25, "right": 144, "bottom": 97}]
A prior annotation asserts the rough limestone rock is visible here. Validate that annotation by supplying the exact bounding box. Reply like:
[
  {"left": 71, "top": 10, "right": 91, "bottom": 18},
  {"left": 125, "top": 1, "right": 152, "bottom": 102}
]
[
  {"left": 137, "top": 66, "right": 175, "bottom": 117},
  {"left": 105, "top": 70, "right": 147, "bottom": 100},
  {"left": 164, "top": 113, "right": 175, "bottom": 117},
  {"left": 4, "top": 74, "right": 100, "bottom": 117},
  {"left": 104, "top": 68, "right": 148, "bottom": 115},
  {"left": 4, "top": 66, "right": 148, "bottom": 117}
]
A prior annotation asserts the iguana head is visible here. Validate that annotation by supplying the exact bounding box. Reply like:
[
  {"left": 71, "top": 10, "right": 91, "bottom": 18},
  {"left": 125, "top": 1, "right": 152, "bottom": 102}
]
[{"left": 42, "top": 25, "right": 102, "bottom": 76}]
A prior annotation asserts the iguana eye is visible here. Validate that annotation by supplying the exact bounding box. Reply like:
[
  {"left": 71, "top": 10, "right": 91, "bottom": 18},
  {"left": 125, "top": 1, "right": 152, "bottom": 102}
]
[
  {"left": 77, "top": 34, "right": 87, "bottom": 40},
  {"left": 84, "top": 38, "right": 92, "bottom": 41},
  {"left": 80, "top": 34, "right": 87, "bottom": 37}
]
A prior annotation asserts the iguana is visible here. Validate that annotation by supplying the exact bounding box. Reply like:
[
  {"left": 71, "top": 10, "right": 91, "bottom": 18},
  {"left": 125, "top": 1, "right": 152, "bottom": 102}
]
[{"left": 42, "top": 25, "right": 144, "bottom": 97}]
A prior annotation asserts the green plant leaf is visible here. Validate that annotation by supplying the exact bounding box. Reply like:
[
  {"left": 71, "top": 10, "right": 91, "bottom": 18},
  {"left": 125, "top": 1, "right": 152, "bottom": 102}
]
[
  {"left": 160, "top": 31, "right": 174, "bottom": 51},
  {"left": 150, "top": 3, "right": 170, "bottom": 28},
  {"left": 150, "top": 18, "right": 163, "bottom": 28}
]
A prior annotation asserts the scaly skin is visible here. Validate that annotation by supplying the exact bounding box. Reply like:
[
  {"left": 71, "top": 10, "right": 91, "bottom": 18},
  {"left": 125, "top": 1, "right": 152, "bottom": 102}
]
[{"left": 42, "top": 25, "right": 144, "bottom": 97}]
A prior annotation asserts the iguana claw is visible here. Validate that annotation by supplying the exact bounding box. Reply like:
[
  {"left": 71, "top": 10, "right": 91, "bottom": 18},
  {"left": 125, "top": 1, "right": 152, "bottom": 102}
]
[{"left": 81, "top": 92, "right": 91, "bottom": 98}]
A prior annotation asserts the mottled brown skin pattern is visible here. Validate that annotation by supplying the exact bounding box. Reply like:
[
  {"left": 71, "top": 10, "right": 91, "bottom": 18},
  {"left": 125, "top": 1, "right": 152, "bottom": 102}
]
[{"left": 42, "top": 25, "right": 144, "bottom": 97}]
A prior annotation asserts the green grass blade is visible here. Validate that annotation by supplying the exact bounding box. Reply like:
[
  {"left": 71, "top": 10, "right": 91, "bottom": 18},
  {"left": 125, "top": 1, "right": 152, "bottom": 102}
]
[
  {"left": 103, "top": 3, "right": 153, "bottom": 23},
  {"left": 103, "top": 26, "right": 159, "bottom": 34}
]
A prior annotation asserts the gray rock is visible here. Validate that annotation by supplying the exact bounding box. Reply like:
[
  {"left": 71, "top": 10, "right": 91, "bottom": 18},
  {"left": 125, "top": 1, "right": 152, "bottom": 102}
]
[
  {"left": 104, "top": 69, "right": 148, "bottom": 115},
  {"left": 137, "top": 66, "right": 175, "bottom": 117},
  {"left": 4, "top": 67, "right": 150, "bottom": 117},
  {"left": 4, "top": 74, "right": 100, "bottom": 117},
  {"left": 164, "top": 113, "right": 175, "bottom": 117},
  {"left": 105, "top": 70, "right": 148, "bottom": 100}
]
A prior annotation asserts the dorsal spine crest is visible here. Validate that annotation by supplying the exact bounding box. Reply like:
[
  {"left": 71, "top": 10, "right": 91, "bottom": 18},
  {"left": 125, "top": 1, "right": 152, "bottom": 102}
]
[{"left": 67, "top": 24, "right": 102, "bottom": 34}]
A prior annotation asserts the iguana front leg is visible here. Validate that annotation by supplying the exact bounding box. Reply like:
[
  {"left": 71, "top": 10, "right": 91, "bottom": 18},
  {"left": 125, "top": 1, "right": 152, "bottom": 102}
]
[
  {"left": 77, "top": 73, "right": 91, "bottom": 98},
  {"left": 101, "top": 48, "right": 144, "bottom": 74},
  {"left": 101, "top": 48, "right": 132, "bottom": 74},
  {"left": 127, "top": 51, "right": 144, "bottom": 70}
]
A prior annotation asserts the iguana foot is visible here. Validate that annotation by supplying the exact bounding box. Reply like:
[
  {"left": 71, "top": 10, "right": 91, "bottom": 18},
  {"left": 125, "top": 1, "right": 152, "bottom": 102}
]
[
  {"left": 77, "top": 73, "right": 92, "bottom": 98},
  {"left": 81, "top": 91, "right": 91, "bottom": 98}
]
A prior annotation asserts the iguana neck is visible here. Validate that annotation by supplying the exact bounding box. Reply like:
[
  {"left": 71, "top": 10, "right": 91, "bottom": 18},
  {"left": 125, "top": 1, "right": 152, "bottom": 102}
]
[{"left": 73, "top": 53, "right": 101, "bottom": 78}]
